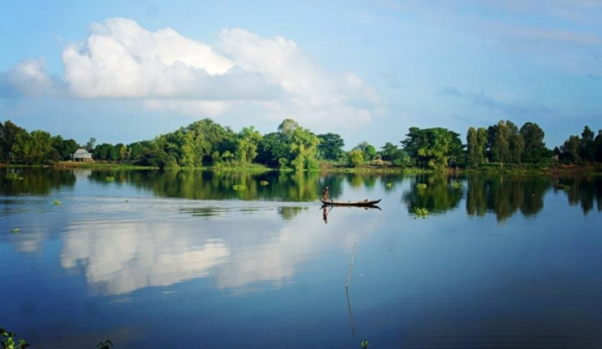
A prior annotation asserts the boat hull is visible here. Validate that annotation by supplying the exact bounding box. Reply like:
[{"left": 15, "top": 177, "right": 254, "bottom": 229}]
[{"left": 320, "top": 199, "right": 381, "bottom": 206}]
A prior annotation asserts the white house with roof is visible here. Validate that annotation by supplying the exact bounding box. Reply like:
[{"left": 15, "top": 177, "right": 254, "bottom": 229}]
[{"left": 72, "top": 149, "right": 93, "bottom": 162}]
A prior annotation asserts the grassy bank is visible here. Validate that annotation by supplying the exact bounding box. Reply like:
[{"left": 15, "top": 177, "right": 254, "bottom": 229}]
[
  {"left": 462, "top": 162, "right": 602, "bottom": 176},
  {"left": 53, "top": 161, "right": 158, "bottom": 170},
  {"left": 3, "top": 161, "right": 602, "bottom": 176}
]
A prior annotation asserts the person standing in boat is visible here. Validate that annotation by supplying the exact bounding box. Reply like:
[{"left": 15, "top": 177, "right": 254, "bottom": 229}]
[{"left": 322, "top": 185, "right": 330, "bottom": 201}]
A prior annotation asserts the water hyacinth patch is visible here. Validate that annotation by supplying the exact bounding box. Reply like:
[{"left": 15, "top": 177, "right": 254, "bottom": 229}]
[
  {"left": 233, "top": 184, "right": 247, "bottom": 191},
  {"left": 414, "top": 207, "right": 429, "bottom": 219},
  {"left": 5, "top": 173, "right": 24, "bottom": 181}
]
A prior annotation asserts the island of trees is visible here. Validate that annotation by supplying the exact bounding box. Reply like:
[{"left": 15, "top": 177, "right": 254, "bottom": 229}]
[{"left": 1, "top": 118, "right": 602, "bottom": 171}]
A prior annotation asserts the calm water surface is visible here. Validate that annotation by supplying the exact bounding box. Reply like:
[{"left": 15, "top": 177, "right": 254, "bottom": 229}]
[{"left": 1, "top": 169, "right": 602, "bottom": 348}]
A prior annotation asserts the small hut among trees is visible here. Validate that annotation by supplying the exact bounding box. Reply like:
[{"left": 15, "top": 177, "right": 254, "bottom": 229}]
[{"left": 72, "top": 148, "right": 93, "bottom": 162}]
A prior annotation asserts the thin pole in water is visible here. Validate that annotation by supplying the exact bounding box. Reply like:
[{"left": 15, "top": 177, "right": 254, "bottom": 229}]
[
  {"left": 346, "top": 286, "right": 356, "bottom": 336},
  {"left": 346, "top": 242, "right": 357, "bottom": 289}
]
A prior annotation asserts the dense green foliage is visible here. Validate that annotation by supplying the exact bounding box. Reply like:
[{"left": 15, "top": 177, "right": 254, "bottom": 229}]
[
  {"left": 317, "top": 133, "right": 345, "bottom": 160},
  {"left": 558, "top": 126, "right": 602, "bottom": 164},
  {"left": 348, "top": 149, "right": 364, "bottom": 167},
  {"left": 401, "top": 127, "right": 463, "bottom": 170},
  {"left": 2, "top": 117, "right": 602, "bottom": 171},
  {"left": 466, "top": 127, "right": 487, "bottom": 167},
  {"left": 0, "top": 328, "right": 29, "bottom": 349}
]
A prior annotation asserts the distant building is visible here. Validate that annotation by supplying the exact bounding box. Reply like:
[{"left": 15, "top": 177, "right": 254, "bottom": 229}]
[{"left": 72, "top": 149, "right": 93, "bottom": 162}]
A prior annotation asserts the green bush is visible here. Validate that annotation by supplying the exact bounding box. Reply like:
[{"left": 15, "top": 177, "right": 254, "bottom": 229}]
[
  {"left": 0, "top": 328, "right": 29, "bottom": 349},
  {"left": 233, "top": 184, "right": 247, "bottom": 191}
]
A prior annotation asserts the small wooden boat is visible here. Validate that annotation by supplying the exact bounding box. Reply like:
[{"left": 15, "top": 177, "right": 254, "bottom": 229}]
[{"left": 321, "top": 199, "right": 381, "bottom": 206}]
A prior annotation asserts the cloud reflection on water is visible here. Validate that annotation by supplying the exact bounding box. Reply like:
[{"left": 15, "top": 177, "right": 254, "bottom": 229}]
[
  {"left": 60, "top": 221, "right": 230, "bottom": 295},
  {"left": 58, "top": 205, "right": 378, "bottom": 296}
]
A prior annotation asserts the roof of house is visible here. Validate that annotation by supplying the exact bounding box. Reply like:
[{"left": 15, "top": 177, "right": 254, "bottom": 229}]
[{"left": 73, "top": 149, "right": 92, "bottom": 157}]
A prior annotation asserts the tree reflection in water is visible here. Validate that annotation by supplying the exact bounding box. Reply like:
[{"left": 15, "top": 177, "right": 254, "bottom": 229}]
[
  {"left": 403, "top": 174, "right": 464, "bottom": 215},
  {"left": 555, "top": 175, "right": 602, "bottom": 215},
  {"left": 400, "top": 174, "right": 601, "bottom": 221},
  {"left": 0, "top": 168, "right": 76, "bottom": 196},
  {"left": 466, "top": 175, "right": 551, "bottom": 221}
]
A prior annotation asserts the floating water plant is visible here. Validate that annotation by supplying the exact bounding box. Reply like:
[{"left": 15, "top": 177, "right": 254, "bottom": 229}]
[
  {"left": 10, "top": 228, "right": 20, "bottom": 234},
  {"left": 259, "top": 180, "right": 269, "bottom": 186},
  {"left": 361, "top": 340, "right": 369, "bottom": 349},
  {"left": 453, "top": 181, "right": 462, "bottom": 189},
  {"left": 0, "top": 328, "right": 29, "bottom": 349},
  {"left": 414, "top": 207, "right": 429, "bottom": 219},
  {"left": 233, "top": 184, "right": 247, "bottom": 191},
  {"left": 5, "top": 173, "right": 24, "bottom": 181},
  {"left": 557, "top": 183, "right": 570, "bottom": 190},
  {"left": 53, "top": 199, "right": 61, "bottom": 205},
  {"left": 416, "top": 183, "right": 427, "bottom": 190},
  {"left": 105, "top": 176, "right": 115, "bottom": 181},
  {"left": 386, "top": 182, "right": 393, "bottom": 187}
]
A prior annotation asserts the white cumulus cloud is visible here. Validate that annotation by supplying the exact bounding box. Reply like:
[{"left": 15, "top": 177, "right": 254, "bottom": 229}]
[
  {"left": 2, "top": 18, "right": 382, "bottom": 129},
  {"left": 2, "top": 58, "right": 53, "bottom": 96}
]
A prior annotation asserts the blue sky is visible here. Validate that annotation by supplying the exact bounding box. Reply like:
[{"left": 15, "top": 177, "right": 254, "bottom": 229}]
[{"left": 1, "top": 0, "right": 601, "bottom": 149}]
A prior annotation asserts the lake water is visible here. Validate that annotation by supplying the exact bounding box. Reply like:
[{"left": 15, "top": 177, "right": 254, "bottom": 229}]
[{"left": 1, "top": 169, "right": 602, "bottom": 348}]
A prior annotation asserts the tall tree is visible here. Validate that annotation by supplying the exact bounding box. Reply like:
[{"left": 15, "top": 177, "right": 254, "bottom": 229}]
[
  {"left": 12, "top": 130, "right": 33, "bottom": 164},
  {"left": 257, "top": 132, "right": 289, "bottom": 168},
  {"left": 94, "top": 143, "right": 114, "bottom": 160},
  {"left": 30, "top": 130, "right": 54, "bottom": 164},
  {"left": 119, "top": 144, "right": 128, "bottom": 161},
  {"left": 111, "top": 143, "right": 124, "bottom": 161},
  {"left": 486, "top": 124, "right": 498, "bottom": 162},
  {"left": 317, "top": 133, "right": 345, "bottom": 160},
  {"left": 380, "top": 142, "right": 398, "bottom": 161},
  {"left": 466, "top": 127, "right": 485, "bottom": 167},
  {"left": 0, "top": 120, "right": 25, "bottom": 163},
  {"left": 561, "top": 135, "right": 581, "bottom": 163},
  {"left": 491, "top": 120, "right": 510, "bottom": 164},
  {"left": 355, "top": 141, "right": 376, "bottom": 161},
  {"left": 52, "top": 135, "right": 80, "bottom": 161},
  {"left": 143, "top": 118, "right": 236, "bottom": 167},
  {"left": 348, "top": 149, "right": 364, "bottom": 167},
  {"left": 288, "top": 125, "right": 320, "bottom": 171},
  {"left": 11, "top": 130, "right": 53, "bottom": 165},
  {"left": 595, "top": 130, "right": 602, "bottom": 162},
  {"left": 401, "top": 127, "right": 462, "bottom": 170},
  {"left": 520, "top": 122, "right": 547, "bottom": 163},
  {"left": 278, "top": 119, "right": 300, "bottom": 139},
  {"left": 380, "top": 142, "right": 410, "bottom": 166},
  {"left": 509, "top": 132, "right": 525, "bottom": 164},
  {"left": 477, "top": 127, "right": 488, "bottom": 163},
  {"left": 580, "top": 126, "right": 596, "bottom": 162},
  {"left": 86, "top": 137, "right": 96, "bottom": 152},
  {"left": 235, "top": 126, "right": 263, "bottom": 164},
  {"left": 506, "top": 121, "right": 524, "bottom": 164}
]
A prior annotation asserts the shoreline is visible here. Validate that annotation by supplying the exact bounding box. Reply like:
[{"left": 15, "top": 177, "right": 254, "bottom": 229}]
[{"left": 2, "top": 161, "right": 602, "bottom": 175}]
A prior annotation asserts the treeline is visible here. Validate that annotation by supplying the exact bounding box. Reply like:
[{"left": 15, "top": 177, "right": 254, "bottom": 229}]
[
  {"left": 0, "top": 120, "right": 80, "bottom": 164},
  {"left": 466, "top": 121, "right": 602, "bottom": 167},
  {"left": 1, "top": 118, "right": 602, "bottom": 170}
]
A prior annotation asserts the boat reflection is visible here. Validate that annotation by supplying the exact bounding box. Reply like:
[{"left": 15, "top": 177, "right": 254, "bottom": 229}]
[{"left": 320, "top": 204, "right": 381, "bottom": 224}]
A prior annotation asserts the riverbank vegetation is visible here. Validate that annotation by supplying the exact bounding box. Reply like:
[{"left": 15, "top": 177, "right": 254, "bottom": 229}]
[{"left": 1, "top": 118, "right": 602, "bottom": 173}]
